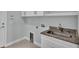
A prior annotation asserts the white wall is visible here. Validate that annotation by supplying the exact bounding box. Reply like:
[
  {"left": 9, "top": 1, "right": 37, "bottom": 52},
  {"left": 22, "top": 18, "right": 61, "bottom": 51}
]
[
  {"left": 7, "top": 11, "right": 26, "bottom": 43},
  {"left": 23, "top": 16, "right": 78, "bottom": 29}
]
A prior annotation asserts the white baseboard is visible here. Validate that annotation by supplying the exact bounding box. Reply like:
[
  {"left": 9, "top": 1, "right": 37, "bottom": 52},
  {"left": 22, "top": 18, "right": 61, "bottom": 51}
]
[
  {"left": 25, "top": 36, "right": 30, "bottom": 41},
  {"left": 5, "top": 36, "right": 41, "bottom": 48},
  {"left": 5, "top": 36, "right": 28, "bottom": 47},
  {"left": 25, "top": 37, "right": 41, "bottom": 47},
  {"left": 0, "top": 45, "right": 4, "bottom": 48}
]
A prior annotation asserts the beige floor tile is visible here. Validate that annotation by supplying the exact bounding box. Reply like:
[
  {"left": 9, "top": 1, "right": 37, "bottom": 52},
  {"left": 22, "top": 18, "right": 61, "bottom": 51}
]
[{"left": 7, "top": 39, "right": 40, "bottom": 48}]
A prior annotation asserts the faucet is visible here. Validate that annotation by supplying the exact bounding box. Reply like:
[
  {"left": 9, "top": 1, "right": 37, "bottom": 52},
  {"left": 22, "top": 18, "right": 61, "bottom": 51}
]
[{"left": 58, "top": 24, "right": 64, "bottom": 32}]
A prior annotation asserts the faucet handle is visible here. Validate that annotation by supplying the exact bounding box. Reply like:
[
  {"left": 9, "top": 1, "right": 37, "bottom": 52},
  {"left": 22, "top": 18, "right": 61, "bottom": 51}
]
[{"left": 58, "top": 24, "right": 62, "bottom": 28}]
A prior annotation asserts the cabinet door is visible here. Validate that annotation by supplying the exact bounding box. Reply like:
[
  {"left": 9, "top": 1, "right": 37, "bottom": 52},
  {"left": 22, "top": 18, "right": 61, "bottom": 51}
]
[
  {"left": 21, "top": 11, "right": 44, "bottom": 16},
  {"left": 41, "top": 34, "right": 52, "bottom": 48},
  {"left": 41, "top": 38, "right": 54, "bottom": 48},
  {"left": 26, "top": 11, "right": 35, "bottom": 16},
  {"left": 34, "top": 27, "right": 48, "bottom": 47},
  {"left": 21, "top": 11, "right": 35, "bottom": 16},
  {"left": 46, "top": 35, "right": 78, "bottom": 48},
  {"left": 41, "top": 34, "right": 78, "bottom": 48},
  {"left": 44, "top": 11, "right": 78, "bottom": 16},
  {"left": 36, "top": 11, "right": 44, "bottom": 16},
  {"left": 41, "top": 35, "right": 62, "bottom": 48}
]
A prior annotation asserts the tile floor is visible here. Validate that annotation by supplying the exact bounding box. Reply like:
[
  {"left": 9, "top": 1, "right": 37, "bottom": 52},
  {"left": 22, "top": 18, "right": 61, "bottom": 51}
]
[{"left": 7, "top": 39, "right": 40, "bottom": 48}]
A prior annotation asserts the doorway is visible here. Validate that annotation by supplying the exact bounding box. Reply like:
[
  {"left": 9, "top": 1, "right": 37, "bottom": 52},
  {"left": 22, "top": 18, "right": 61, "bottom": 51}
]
[{"left": 0, "top": 11, "right": 7, "bottom": 47}]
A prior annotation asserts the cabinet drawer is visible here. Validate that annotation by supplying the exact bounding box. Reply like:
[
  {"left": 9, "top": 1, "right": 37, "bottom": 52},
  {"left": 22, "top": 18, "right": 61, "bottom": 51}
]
[
  {"left": 41, "top": 34, "right": 78, "bottom": 48},
  {"left": 41, "top": 37, "right": 65, "bottom": 48},
  {"left": 41, "top": 38, "right": 54, "bottom": 48}
]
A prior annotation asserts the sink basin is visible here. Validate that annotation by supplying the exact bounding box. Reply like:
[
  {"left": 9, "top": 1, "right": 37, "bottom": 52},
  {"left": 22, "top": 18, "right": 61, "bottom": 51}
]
[
  {"left": 47, "top": 31, "right": 54, "bottom": 34},
  {"left": 46, "top": 31, "right": 72, "bottom": 38},
  {"left": 53, "top": 32, "right": 72, "bottom": 38}
]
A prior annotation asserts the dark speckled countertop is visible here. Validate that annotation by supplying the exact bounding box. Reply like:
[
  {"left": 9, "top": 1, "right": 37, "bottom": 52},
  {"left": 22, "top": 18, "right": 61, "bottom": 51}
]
[{"left": 41, "top": 26, "right": 79, "bottom": 44}]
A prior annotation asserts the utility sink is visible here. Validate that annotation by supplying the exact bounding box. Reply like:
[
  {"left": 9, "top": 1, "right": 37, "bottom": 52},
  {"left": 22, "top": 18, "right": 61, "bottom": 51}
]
[
  {"left": 41, "top": 26, "right": 78, "bottom": 44},
  {"left": 53, "top": 32, "right": 72, "bottom": 38}
]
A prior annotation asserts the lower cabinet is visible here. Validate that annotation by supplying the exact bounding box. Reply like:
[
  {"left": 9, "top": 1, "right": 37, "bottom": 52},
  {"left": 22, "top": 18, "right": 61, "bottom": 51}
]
[
  {"left": 41, "top": 35, "right": 79, "bottom": 48},
  {"left": 21, "top": 11, "right": 44, "bottom": 17},
  {"left": 34, "top": 27, "right": 48, "bottom": 47}
]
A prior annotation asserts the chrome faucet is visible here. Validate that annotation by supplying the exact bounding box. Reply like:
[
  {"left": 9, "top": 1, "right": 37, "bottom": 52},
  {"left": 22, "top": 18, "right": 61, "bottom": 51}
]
[{"left": 58, "top": 24, "right": 64, "bottom": 32}]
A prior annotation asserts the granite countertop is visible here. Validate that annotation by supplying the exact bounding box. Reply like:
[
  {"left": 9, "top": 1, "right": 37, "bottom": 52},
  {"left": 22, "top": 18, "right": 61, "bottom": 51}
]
[{"left": 41, "top": 26, "right": 79, "bottom": 44}]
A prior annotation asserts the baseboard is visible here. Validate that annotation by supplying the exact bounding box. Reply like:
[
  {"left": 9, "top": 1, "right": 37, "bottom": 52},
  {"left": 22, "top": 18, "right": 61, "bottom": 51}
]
[
  {"left": 5, "top": 36, "right": 27, "bottom": 47},
  {"left": 0, "top": 45, "right": 4, "bottom": 48},
  {"left": 5, "top": 36, "right": 41, "bottom": 48},
  {"left": 25, "top": 36, "right": 30, "bottom": 41}
]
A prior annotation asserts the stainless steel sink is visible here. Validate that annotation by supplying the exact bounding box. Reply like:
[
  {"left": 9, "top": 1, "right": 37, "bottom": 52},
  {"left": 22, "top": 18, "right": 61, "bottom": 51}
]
[
  {"left": 41, "top": 26, "right": 78, "bottom": 44},
  {"left": 46, "top": 30, "right": 72, "bottom": 38},
  {"left": 53, "top": 32, "right": 72, "bottom": 38}
]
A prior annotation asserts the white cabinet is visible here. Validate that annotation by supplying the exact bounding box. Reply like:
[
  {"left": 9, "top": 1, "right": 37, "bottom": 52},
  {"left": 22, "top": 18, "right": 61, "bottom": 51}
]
[
  {"left": 44, "top": 11, "right": 78, "bottom": 16},
  {"left": 41, "top": 34, "right": 79, "bottom": 48},
  {"left": 21, "top": 11, "right": 44, "bottom": 17},
  {"left": 36, "top": 11, "right": 44, "bottom": 16},
  {"left": 34, "top": 27, "right": 48, "bottom": 47},
  {"left": 21, "top": 11, "right": 79, "bottom": 17},
  {"left": 21, "top": 11, "right": 35, "bottom": 16},
  {"left": 41, "top": 35, "right": 65, "bottom": 48}
]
